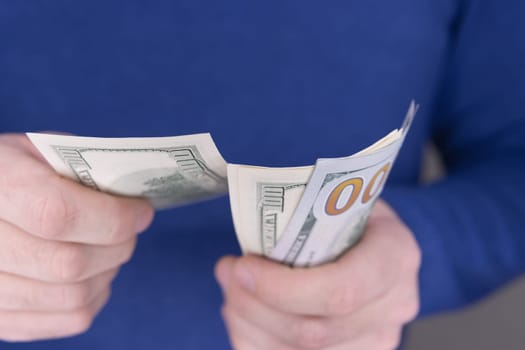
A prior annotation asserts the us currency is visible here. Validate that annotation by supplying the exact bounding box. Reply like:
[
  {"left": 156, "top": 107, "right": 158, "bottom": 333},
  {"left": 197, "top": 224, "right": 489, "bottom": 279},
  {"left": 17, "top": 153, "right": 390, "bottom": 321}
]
[
  {"left": 229, "top": 102, "right": 417, "bottom": 266},
  {"left": 228, "top": 164, "right": 312, "bottom": 256},
  {"left": 27, "top": 133, "right": 228, "bottom": 209},
  {"left": 226, "top": 136, "right": 390, "bottom": 257},
  {"left": 270, "top": 102, "right": 417, "bottom": 266}
]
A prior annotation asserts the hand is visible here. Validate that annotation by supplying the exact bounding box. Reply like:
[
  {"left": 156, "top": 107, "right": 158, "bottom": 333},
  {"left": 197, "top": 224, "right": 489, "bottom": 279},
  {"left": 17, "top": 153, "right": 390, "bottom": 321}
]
[
  {"left": 215, "top": 200, "right": 421, "bottom": 350},
  {"left": 0, "top": 134, "right": 154, "bottom": 342}
]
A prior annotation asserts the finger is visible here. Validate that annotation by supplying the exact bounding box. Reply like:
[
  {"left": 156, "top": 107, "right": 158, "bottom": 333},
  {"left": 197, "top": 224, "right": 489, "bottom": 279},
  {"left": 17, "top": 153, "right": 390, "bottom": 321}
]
[
  {"left": 368, "top": 199, "right": 398, "bottom": 221},
  {"left": 323, "top": 328, "right": 403, "bottom": 350},
  {"left": 0, "top": 147, "right": 154, "bottom": 245},
  {"left": 0, "top": 220, "right": 136, "bottom": 282},
  {"left": 227, "top": 216, "right": 418, "bottom": 316},
  {"left": 0, "top": 286, "right": 111, "bottom": 342},
  {"left": 218, "top": 256, "right": 349, "bottom": 348},
  {"left": 222, "top": 306, "right": 294, "bottom": 350},
  {"left": 0, "top": 134, "right": 47, "bottom": 162},
  {"left": 222, "top": 270, "right": 417, "bottom": 349},
  {"left": 0, "top": 268, "right": 119, "bottom": 312},
  {"left": 215, "top": 255, "right": 236, "bottom": 292},
  {"left": 223, "top": 277, "right": 339, "bottom": 349},
  {"left": 217, "top": 257, "right": 316, "bottom": 348}
]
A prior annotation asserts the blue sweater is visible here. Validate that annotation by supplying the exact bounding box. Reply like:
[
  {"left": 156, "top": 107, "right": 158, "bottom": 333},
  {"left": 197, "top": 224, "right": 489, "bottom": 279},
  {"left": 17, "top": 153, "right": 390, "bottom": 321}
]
[{"left": 1, "top": 1, "right": 524, "bottom": 349}]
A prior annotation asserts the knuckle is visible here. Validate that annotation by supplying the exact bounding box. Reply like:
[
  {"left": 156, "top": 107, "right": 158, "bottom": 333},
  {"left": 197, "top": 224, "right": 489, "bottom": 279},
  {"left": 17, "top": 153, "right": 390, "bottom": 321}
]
[
  {"left": 66, "top": 308, "right": 95, "bottom": 336},
  {"left": 125, "top": 238, "right": 137, "bottom": 262},
  {"left": 397, "top": 252, "right": 418, "bottom": 282},
  {"left": 291, "top": 318, "right": 331, "bottom": 350},
  {"left": 401, "top": 237, "right": 422, "bottom": 275},
  {"left": 105, "top": 198, "right": 134, "bottom": 243},
  {"left": 389, "top": 285, "right": 420, "bottom": 323},
  {"left": 220, "top": 305, "right": 232, "bottom": 324},
  {"left": 58, "top": 283, "right": 93, "bottom": 310},
  {"left": 33, "top": 187, "right": 76, "bottom": 239},
  {"left": 376, "top": 328, "right": 402, "bottom": 350},
  {"left": 220, "top": 306, "right": 239, "bottom": 339},
  {"left": 48, "top": 244, "right": 87, "bottom": 282},
  {"left": 401, "top": 296, "right": 420, "bottom": 322},
  {"left": 325, "top": 283, "right": 355, "bottom": 315},
  {"left": 413, "top": 245, "right": 422, "bottom": 271},
  {"left": 117, "top": 238, "right": 137, "bottom": 266}
]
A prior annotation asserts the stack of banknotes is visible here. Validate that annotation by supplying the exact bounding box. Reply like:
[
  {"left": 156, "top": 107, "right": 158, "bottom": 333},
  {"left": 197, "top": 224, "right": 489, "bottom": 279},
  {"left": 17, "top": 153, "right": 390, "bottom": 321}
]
[{"left": 28, "top": 102, "right": 417, "bottom": 267}]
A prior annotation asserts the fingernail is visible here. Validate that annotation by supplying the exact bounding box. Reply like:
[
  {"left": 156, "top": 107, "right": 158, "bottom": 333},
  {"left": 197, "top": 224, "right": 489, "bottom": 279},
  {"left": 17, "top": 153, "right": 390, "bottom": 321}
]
[{"left": 234, "top": 264, "right": 255, "bottom": 292}]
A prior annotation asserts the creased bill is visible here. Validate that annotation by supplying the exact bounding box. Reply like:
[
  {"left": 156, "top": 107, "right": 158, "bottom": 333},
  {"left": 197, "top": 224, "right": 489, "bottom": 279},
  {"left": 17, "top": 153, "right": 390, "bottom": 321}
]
[{"left": 27, "top": 133, "right": 228, "bottom": 209}]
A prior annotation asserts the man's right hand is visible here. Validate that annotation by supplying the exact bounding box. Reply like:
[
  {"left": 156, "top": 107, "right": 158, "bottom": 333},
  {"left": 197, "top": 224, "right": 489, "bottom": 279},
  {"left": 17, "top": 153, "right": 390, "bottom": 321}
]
[{"left": 0, "top": 134, "right": 154, "bottom": 342}]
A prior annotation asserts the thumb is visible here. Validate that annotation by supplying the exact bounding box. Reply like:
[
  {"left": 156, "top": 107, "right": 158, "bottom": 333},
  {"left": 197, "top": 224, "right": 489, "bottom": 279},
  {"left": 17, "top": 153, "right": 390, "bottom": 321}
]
[{"left": 215, "top": 256, "right": 237, "bottom": 291}]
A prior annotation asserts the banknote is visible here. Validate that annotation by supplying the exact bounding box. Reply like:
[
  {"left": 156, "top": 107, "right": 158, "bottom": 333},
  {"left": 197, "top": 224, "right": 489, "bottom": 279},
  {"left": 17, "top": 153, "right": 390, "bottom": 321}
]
[
  {"left": 270, "top": 102, "right": 417, "bottom": 266},
  {"left": 228, "top": 102, "right": 417, "bottom": 266},
  {"left": 27, "top": 133, "right": 228, "bottom": 208},
  {"left": 228, "top": 164, "right": 312, "bottom": 256}
]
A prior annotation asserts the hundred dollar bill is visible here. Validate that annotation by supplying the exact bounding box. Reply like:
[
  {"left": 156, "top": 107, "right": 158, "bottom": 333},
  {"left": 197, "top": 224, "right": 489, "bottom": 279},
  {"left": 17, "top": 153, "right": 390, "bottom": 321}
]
[
  {"left": 27, "top": 133, "right": 228, "bottom": 209},
  {"left": 228, "top": 164, "right": 312, "bottom": 256},
  {"left": 227, "top": 131, "right": 399, "bottom": 256},
  {"left": 270, "top": 102, "right": 417, "bottom": 266},
  {"left": 228, "top": 102, "right": 417, "bottom": 264}
]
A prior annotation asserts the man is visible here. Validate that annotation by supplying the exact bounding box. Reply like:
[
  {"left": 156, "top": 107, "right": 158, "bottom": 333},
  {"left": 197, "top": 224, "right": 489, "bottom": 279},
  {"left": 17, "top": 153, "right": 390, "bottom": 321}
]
[{"left": 0, "top": 1, "right": 523, "bottom": 349}]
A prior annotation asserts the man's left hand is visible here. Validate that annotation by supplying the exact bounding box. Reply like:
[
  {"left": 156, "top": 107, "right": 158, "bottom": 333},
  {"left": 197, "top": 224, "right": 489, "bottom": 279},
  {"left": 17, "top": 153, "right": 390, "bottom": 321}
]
[{"left": 215, "top": 199, "right": 421, "bottom": 350}]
